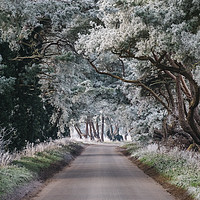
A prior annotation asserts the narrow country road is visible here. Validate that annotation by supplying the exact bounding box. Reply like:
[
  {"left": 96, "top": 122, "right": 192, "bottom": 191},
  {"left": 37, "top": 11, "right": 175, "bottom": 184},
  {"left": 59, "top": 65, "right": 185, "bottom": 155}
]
[{"left": 32, "top": 144, "right": 174, "bottom": 200}]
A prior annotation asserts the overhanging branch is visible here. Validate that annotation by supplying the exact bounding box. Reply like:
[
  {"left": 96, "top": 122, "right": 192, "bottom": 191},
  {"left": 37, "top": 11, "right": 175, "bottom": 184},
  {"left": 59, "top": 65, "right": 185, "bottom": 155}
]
[{"left": 87, "top": 58, "right": 171, "bottom": 112}]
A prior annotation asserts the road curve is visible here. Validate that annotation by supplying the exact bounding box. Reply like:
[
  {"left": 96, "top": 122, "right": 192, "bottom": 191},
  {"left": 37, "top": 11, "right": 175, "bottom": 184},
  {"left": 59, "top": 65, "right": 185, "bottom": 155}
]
[{"left": 32, "top": 144, "right": 174, "bottom": 200}]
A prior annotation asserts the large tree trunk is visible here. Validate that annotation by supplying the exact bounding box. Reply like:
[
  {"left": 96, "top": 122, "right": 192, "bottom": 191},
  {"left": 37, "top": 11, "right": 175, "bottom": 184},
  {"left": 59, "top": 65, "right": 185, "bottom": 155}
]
[
  {"left": 113, "top": 124, "right": 119, "bottom": 135},
  {"left": 96, "top": 118, "right": 100, "bottom": 139},
  {"left": 101, "top": 115, "right": 104, "bottom": 142},
  {"left": 91, "top": 121, "right": 98, "bottom": 139},
  {"left": 106, "top": 117, "right": 114, "bottom": 140},
  {"left": 176, "top": 75, "right": 200, "bottom": 145},
  {"left": 194, "top": 109, "right": 200, "bottom": 126},
  {"left": 165, "top": 83, "right": 175, "bottom": 109},
  {"left": 74, "top": 125, "right": 82, "bottom": 139},
  {"left": 85, "top": 116, "right": 89, "bottom": 138},
  {"left": 89, "top": 118, "right": 94, "bottom": 140}
]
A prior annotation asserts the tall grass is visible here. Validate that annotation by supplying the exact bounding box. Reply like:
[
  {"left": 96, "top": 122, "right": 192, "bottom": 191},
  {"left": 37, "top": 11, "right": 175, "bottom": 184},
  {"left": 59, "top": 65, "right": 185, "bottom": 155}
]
[
  {"left": 0, "top": 128, "right": 72, "bottom": 166},
  {"left": 0, "top": 128, "right": 16, "bottom": 166}
]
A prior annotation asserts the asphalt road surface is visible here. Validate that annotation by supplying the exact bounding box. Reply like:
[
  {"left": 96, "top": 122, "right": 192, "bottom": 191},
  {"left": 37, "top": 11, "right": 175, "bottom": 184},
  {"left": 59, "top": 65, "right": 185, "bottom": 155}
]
[{"left": 32, "top": 144, "right": 175, "bottom": 200}]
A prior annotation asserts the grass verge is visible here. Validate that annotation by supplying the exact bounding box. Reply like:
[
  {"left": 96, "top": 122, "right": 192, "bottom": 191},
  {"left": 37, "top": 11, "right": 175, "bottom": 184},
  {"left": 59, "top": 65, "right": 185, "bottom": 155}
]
[
  {"left": 121, "top": 143, "right": 200, "bottom": 200},
  {"left": 0, "top": 142, "right": 84, "bottom": 200}
]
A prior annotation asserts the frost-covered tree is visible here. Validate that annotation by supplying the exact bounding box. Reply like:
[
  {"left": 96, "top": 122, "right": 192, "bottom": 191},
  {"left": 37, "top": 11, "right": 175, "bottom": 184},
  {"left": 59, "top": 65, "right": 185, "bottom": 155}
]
[
  {"left": 0, "top": 0, "right": 130, "bottom": 146},
  {"left": 76, "top": 0, "right": 200, "bottom": 145},
  {"left": 69, "top": 70, "right": 131, "bottom": 141},
  {"left": 0, "top": 0, "right": 98, "bottom": 148},
  {"left": 0, "top": 40, "right": 62, "bottom": 150},
  {"left": 2, "top": 0, "right": 199, "bottom": 147}
]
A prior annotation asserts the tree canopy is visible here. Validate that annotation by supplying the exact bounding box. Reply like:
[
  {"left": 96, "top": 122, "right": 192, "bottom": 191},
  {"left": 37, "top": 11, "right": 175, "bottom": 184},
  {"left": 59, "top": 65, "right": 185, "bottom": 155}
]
[{"left": 0, "top": 0, "right": 200, "bottom": 150}]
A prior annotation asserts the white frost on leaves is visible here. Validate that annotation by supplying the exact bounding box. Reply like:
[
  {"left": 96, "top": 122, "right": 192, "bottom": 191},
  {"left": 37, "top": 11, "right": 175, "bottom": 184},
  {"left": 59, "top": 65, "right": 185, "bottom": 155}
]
[
  {"left": 0, "top": 0, "right": 95, "bottom": 49},
  {"left": 1, "top": 0, "right": 200, "bottom": 143},
  {"left": 77, "top": 0, "right": 200, "bottom": 62}
]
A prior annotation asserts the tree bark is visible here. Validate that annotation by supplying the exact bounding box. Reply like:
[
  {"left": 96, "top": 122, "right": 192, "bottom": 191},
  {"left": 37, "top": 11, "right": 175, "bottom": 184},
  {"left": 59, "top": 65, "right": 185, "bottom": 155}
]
[
  {"left": 89, "top": 119, "right": 94, "bottom": 140},
  {"left": 165, "top": 83, "right": 175, "bottom": 109},
  {"left": 101, "top": 115, "right": 104, "bottom": 142},
  {"left": 176, "top": 75, "right": 200, "bottom": 144},
  {"left": 74, "top": 125, "right": 82, "bottom": 139},
  {"left": 194, "top": 109, "right": 200, "bottom": 126},
  {"left": 85, "top": 116, "right": 89, "bottom": 138},
  {"left": 91, "top": 121, "right": 98, "bottom": 138},
  {"left": 96, "top": 118, "right": 100, "bottom": 139},
  {"left": 107, "top": 117, "right": 114, "bottom": 139}
]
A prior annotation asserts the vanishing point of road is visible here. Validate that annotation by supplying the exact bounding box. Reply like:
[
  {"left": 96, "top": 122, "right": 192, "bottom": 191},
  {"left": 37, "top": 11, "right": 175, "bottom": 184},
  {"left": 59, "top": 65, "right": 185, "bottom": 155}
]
[{"left": 32, "top": 144, "right": 174, "bottom": 200}]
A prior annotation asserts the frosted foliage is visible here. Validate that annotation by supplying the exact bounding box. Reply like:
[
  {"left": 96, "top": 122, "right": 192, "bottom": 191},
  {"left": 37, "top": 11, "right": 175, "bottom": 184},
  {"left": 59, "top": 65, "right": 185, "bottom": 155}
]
[
  {"left": 0, "top": 0, "right": 97, "bottom": 135},
  {"left": 134, "top": 0, "right": 200, "bottom": 60},
  {"left": 77, "top": 0, "right": 200, "bottom": 62},
  {"left": 1, "top": 0, "right": 199, "bottom": 143},
  {"left": 0, "top": 0, "right": 95, "bottom": 49},
  {"left": 0, "top": 0, "right": 99, "bottom": 134},
  {"left": 75, "top": 0, "right": 200, "bottom": 142},
  {"left": 181, "top": 30, "right": 200, "bottom": 59},
  {"left": 76, "top": 14, "right": 147, "bottom": 56},
  {"left": 193, "top": 65, "right": 200, "bottom": 85},
  {"left": 118, "top": 81, "right": 164, "bottom": 142},
  {"left": 130, "top": 99, "right": 164, "bottom": 142},
  {"left": 39, "top": 56, "right": 101, "bottom": 133},
  {"left": 1, "top": 0, "right": 134, "bottom": 137}
]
